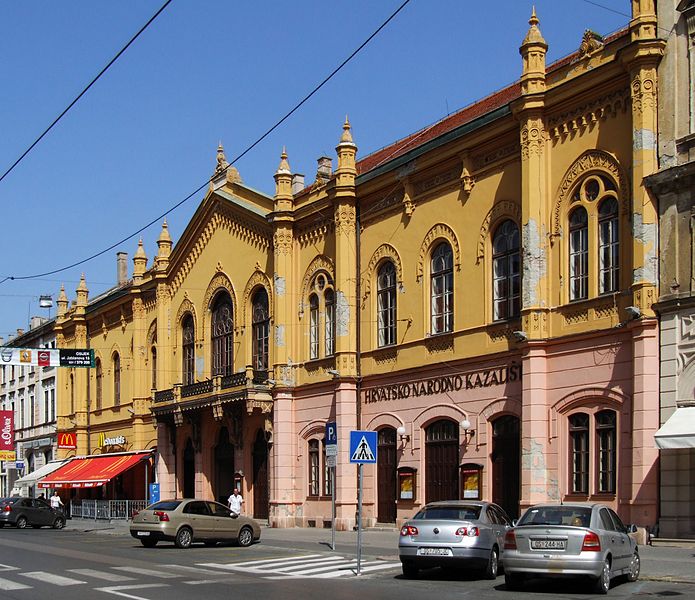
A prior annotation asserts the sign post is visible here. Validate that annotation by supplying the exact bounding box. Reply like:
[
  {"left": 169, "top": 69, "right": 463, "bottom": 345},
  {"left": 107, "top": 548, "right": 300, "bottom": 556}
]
[
  {"left": 325, "top": 421, "right": 337, "bottom": 551},
  {"left": 349, "top": 430, "right": 377, "bottom": 576}
]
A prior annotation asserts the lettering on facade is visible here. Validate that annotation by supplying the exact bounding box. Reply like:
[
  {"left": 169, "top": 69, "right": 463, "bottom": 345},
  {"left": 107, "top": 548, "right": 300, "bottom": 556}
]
[
  {"left": 363, "top": 363, "right": 522, "bottom": 403},
  {"left": 98, "top": 433, "right": 126, "bottom": 447}
]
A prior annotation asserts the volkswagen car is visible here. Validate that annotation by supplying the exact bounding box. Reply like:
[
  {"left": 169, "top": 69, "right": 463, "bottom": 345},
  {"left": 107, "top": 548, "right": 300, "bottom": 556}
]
[
  {"left": 0, "top": 496, "right": 66, "bottom": 529},
  {"left": 398, "top": 500, "right": 512, "bottom": 579},
  {"left": 129, "top": 498, "right": 261, "bottom": 548},
  {"left": 502, "top": 503, "right": 640, "bottom": 594}
]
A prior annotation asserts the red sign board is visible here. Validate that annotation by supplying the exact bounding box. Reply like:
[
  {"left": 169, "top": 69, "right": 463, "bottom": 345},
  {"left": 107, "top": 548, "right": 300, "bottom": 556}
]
[
  {"left": 57, "top": 432, "right": 77, "bottom": 449},
  {"left": 0, "top": 410, "right": 14, "bottom": 460}
]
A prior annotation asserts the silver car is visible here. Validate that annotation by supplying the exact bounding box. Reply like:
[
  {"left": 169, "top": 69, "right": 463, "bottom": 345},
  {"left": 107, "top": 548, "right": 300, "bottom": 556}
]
[
  {"left": 130, "top": 499, "right": 261, "bottom": 548},
  {"left": 398, "top": 500, "right": 511, "bottom": 579},
  {"left": 502, "top": 503, "right": 640, "bottom": 594}
]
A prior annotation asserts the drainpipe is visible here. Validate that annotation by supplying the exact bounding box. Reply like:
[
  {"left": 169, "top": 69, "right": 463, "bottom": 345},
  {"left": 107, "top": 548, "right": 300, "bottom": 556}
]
[{"left": 356, "top": 203, "right": 362, "bottom": 429}]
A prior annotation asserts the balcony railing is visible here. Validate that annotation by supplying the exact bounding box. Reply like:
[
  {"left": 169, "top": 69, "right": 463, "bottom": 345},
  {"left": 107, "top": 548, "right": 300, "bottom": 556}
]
[
  {"left": 153, "top": 370, "right": 268, "bottom": 404},
  {"left": 222, "top": 372, "right": 247, "bottom": 389},
  {"left": 181, "top": 379, "right": 213, "bottom": 398},
  {"left": 153, "top": 388, "right": 175, "bottom": 403}
]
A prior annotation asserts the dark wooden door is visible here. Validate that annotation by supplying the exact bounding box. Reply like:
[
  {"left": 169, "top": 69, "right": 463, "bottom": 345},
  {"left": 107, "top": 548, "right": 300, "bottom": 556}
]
[
  {"left": 492, "top": 415, "right": 520, "bottom": 519},
  {"left": 425, "top": 420, "right": 459, "bottom": 503},
  {"left": 252, "top": 429, "right": 269, "bottom": 520},
  {"left": 214, "top": 427, "right": 234, "bottom": 505},
  {"left": 377, "top": 427, "right": 397, "bottom": 523},
  {"left": 183, "top": 438, "right": 195, "bottom": 499}
]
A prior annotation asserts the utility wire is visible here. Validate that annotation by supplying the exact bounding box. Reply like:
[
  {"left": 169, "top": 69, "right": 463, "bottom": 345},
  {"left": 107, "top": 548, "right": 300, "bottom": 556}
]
[
  {"left": 0, "top": 0, "right": 173, "bottom": 186},
  {"left": 0, "top": 0, "right": 413, "bottom": 285}
]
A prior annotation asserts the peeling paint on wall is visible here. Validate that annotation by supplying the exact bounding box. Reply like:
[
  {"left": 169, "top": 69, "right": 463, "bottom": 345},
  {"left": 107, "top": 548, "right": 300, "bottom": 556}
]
[
  {"left": 633, "top": 213, "right": 658, "bottom": 285},
  {"left": 522, "top": 219, "right": 547, "bottom": 308},
  {"left": 522, "top": 438, "right": 560, "bottom": 500},
  {"left": 336, "top": 290, "right": 350, "bottom": 337},
  {"left": 274, "top": 274, "right": 286, "bottom": 297},
  {"left": 633, "top": 128, "right": 656, "bottom": 152},
  {"left": 275, "top": 324, "right": 285, "bottom": 347}
]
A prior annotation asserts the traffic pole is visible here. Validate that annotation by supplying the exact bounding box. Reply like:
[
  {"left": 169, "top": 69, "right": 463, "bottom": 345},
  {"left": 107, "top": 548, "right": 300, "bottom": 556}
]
[
  {"left": 331, "top": 464, "right": 336, "bottom": 551},
  {"left": 357, "top": 463, "right": 363, "bottom": 575}
]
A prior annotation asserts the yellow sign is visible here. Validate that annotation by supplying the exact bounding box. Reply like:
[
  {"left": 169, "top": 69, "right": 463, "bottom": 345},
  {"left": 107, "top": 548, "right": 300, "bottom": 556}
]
[
  {"left": 19, "top": 350, "right": 31, "bottom": 363},
  {"left": 0, "top": 451, "right": 17, "bottom": 461}
]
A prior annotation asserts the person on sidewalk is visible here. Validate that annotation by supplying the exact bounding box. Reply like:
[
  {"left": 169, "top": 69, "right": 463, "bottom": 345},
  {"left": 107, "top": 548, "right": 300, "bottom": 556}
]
[
  {"left": 50, "top": 492, "right": 64, "bottom": 511},
  {"left": 227, "top": 488, "right": 244, "bottom": 517}
]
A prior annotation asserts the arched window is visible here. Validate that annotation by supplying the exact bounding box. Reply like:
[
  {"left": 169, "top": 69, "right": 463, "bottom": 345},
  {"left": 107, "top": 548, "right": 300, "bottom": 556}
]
[
  {"left": 308, "top": 439, "right": 320, "bottom": 497},
  {"left": 569, "top": 207, "right": 588, "bottom": 301},
  {"left": 252, "top": 288, "right": 270, "bottom": 371},
  {"left": 598, "top": 198, "right": 619, "bottom": 294},
  {"left": 323, "top": 439, "right": 333, "bottom": 496},
  {"left": 569, "top": 413, "right": 589, "bottom": 494},
  {"left": 69, "top": 374, "right": 74, "bottom": 414},
  {"left": 324, "top": 289, "right": 335, "bottom": 356},
  {"left": 377, "top": 261, "right": 397, "bottom": 347},
  {"left": 151, "top": 346, "right": 157, "bottom": 390},
  {"left": 309, "top": 294, "right": 319, "bottom": 360},
  {"left": 95, "top": 358, "right": 103, "bottom": 410},
  {"left": 596, "top": 410, "right": 616, "bottom": 493},
  {"left": 211, "top": 293, "right": 234, "bottom": 377},
  {"left": 431, "top": 242, "right": 454, "bottom": 334},
  {"left": 113, "top": 353, "right": 121, "bottom": 406},
  {"left": 182, "top": 314, "right": 195, "bottom": 385},
  {"left": 492, "top": 220, "right": 520, "bottom": 320}
]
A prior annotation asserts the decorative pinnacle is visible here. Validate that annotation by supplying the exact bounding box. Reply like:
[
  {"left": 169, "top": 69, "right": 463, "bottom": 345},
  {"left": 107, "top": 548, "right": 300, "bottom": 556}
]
[
  {"left": 216, "top": 141, "right": 229, "bottom": 173},
  {"left": 340, "top": 115, "right": 353, "bottom": 143},
  {"left": 522, "top": 5, "right": 546, "bottom": 47},
  {"left": 158, "top": 219, "right": 171, "bottom": 243},
  {"left": 135, "top": 238, "right": 147, "bottom": 259},
  {"left": 529, "top": 5, "right": 538, "bottom": 27},
  {"left": 77, "top": 273, "right": 88, "bottom": 292},
  {"left": 58, "top": 284, "right": 68, "bottom": 302},
  {"left": 276, "top": 146, "right": 291, "bottom": 174}
]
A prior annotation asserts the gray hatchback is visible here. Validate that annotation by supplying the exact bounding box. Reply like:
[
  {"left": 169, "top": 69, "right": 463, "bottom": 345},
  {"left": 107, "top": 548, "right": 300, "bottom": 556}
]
[
  {"left": 502, "top": 503, "right": 640, "bottom": 594},
  {"left": 398, "top": 500, "right": 511, "bottom": 579},
  {"left": 0, "top": 497, "right": 65, "bottom": 529}
]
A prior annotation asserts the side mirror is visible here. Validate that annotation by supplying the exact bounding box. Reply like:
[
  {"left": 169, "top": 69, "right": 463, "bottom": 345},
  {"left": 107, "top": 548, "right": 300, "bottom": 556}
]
[
  {"left": 512, "top": 519, "right": 518, "bottom": 527},
  {"left": 627, "top": 523, "right": 638, "bottom": 534}
]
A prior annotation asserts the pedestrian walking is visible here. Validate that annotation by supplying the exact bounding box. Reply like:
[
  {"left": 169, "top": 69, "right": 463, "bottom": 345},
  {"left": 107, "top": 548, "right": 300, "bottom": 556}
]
[
  {"left": 227, "top": 488, "right": 244, "bottom": 517},
  {"left": 50, "top": 492, "right": 64, "bottom": 510}
]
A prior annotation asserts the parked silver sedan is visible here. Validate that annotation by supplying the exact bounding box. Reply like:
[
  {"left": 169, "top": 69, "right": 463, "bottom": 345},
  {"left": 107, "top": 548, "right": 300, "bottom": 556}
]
[
  {"left": 130, "top": 499, "right": 261, "bottom": 548},
  {"left": 398, "top": 500, "right": 512, "bottom": 579},
  {"left": 502, "top": 503, "right": 640, "bottom": 594}
]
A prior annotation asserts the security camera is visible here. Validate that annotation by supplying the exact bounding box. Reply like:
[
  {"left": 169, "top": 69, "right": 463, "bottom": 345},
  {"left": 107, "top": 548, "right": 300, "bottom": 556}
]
[{"left": 512, "top": 330, "right": 528, "bottom": 342}]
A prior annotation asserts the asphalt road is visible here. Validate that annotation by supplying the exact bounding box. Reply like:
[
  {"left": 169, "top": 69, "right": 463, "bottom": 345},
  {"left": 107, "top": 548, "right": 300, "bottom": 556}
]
[{"left": 0, "top": 527, "right": 692, "bottom": 600}]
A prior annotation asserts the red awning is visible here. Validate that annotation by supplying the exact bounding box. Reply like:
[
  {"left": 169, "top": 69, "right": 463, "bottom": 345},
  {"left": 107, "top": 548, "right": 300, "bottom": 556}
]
[{"left": 38, "top": 451, "right": 152, "bottom": 488}]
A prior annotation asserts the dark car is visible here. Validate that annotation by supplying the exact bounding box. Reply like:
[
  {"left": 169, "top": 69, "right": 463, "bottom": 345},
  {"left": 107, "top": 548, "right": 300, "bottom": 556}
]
[{"left": 0, "top": 496, "right": 66, "bottom": 529}]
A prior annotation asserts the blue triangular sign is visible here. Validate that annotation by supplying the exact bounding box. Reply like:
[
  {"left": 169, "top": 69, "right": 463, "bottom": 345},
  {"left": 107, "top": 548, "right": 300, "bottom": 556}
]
[{"left": 350, "top": 435, "right": 375, "bottom": 462}]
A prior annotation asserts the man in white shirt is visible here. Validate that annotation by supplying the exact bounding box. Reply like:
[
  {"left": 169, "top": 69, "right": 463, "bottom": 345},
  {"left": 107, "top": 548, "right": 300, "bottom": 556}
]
[
  {"left": 50, "top": 492, "right": 64, "bottom": 510},
  {"left": 227, "top": 488, "right": 244, "bottom": 517}
]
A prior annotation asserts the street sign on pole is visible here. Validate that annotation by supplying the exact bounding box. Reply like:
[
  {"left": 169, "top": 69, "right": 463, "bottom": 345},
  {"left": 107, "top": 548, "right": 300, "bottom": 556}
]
[
  {"left": 326, "top": 421, "right": 338, "bottom": 550},
  {"left": 326, "top": 421, "right": 338, "bottom": 457},
  {"left": 349, "top": 430, "right": 378, "bottom": 575}
]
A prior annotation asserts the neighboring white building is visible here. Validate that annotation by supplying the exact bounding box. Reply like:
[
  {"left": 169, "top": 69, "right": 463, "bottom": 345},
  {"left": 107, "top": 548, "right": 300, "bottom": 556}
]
[{"left": 0, "top": 317, "right": 58, "bottom": 497}]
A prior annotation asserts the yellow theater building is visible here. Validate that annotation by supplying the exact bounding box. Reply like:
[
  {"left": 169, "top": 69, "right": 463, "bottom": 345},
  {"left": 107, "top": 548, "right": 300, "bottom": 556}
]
[{"left": 55, "top": 4, "right": 663, "bottom": 530}]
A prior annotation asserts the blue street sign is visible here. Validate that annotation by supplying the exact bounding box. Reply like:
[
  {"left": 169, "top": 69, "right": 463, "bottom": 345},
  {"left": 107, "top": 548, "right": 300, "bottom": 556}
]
[
  {"left": 325, "top": 421, "right": 337, "bottom": 445},
  {"left": 14, "top": 461, "right": 24, "bottom": 470},
  {"left": 349, "top": 430, "right": 377, "bottom": 464},
  {"left": 149, "top": 483, "right": 160, "bottom": 506}
]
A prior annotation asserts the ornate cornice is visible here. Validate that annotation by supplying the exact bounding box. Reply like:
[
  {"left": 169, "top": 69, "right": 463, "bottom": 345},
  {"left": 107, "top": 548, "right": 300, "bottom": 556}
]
[
  {"left": 416, "top": 223, "right": 461, "bottom": 282},
  {"left": 297, "top": 217, "right": 334, "bottom": 248},
  {"left": 548, "top": 89, "right": 630, "bottom": 141},
  {"left": 520, "top": 116, "right": 546, "bottom": 160}
]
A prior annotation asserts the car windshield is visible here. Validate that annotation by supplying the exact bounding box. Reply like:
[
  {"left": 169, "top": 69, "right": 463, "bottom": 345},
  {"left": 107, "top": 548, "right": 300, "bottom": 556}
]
[
  {"left": 518, "top": 506, "right": 591, "bottom": 527},
  {"left": 413, "top": 505, "right": 482, "bottom": 521},
  {"left": 147, "top": 500, "right": 181, "bottom": 511}
]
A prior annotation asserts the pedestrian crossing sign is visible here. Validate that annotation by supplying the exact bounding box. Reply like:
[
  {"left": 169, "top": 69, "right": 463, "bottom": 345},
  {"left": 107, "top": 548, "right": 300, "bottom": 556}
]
[{"left": 349, "top": 430, "right": 378, "bottom": 464}]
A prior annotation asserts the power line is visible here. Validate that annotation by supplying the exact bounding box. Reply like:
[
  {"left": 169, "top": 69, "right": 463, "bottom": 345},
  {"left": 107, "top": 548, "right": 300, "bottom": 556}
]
[
  {"left": 0, "top": 0, "right": 173, "bottom": 186},
  {"left": 0, "top": 0, "right": 413, "bottom": 285}
]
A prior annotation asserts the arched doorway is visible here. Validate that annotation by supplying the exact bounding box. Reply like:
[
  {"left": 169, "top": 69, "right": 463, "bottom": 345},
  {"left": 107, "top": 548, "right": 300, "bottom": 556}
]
[
  {"left": 183, "top": 438, "right": 195, "bottom": 499},
  {"left": 252, "top": 429, "right": 269, "bottom": 520},
  {"left": 425, "top": 420, "right": 459, "bottom": 502},
  {"left": 492, "top": 415, "right": 520, "bottom": 519},
  {"left": 377, "top": 427, "right": 397, "bottom": 523},
  {"left": 214, "top": 427, "right": 234, "bottom": 504}
]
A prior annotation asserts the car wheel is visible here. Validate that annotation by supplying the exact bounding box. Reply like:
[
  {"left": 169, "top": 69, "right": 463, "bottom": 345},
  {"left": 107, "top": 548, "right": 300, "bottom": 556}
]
[
  {"left": 175, "top": 527, "right": 193, "bottom": 549},
  {"left": 16, "top": 516, "right": 28, "bottom": 529},
  {"left": 484, "top": 546, "right": 499, "bottom": 579},
  {"left": 141, "top": 538, "right": 158, "bottom": 548},
  {"left": 237, "top": 526, "right": 253, "bottom": 547},
  {"left": 627, "top": 550, "right": 640, "bottom": 582},
  {"left": 401, "top": 562, "right": 419, "bottom": 579},
  {"left": 504, "top": 572, "right": 524, "bottom": 590},
  {"left": 53, "top": 518, "right": 65, "bottom": 530},
  {"left": 593, "top": 558, "right": 611, "bottom": 594}
]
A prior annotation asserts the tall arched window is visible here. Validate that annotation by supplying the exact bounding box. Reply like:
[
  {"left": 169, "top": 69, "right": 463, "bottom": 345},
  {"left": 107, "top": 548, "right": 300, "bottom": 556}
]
[
  {"left": 95, "top": 358, "right": 103, "bottom": 410},
  {"left": 377, "top": 261, "right": 397, "bottom": 347},
  {"left": 492, "top": 220, "right": 520, "bottom": 320},
  {"left": 211, "top": 293, "right": 234, "bottom": 377},
  {"left": 596, "top": 410, "right": 616, "bottom": 493},
  {"left": 252, "top": 288, "right": 270, "bottom": 371},
  {"left": 69, "top": 373, "right": 75, "bottom": 414},
  {"left": 151, "top": 346, "right": 157, "bottom": 390},
  {"left": 113, "top": 353, "right": 121, "bottom": 407},
  {"left": 431, "top": 242, "right": 454, "bottom": 334},
  {"left": 306, "top": 272, "right": 336, "bottom": 360},
  {"left": 309, "top": 294, "right": 319, "bottom": 360},
  {"left": 598, "top": 198, "right": 619, "bottom": 294},
  {"left": 569, "top": 207, "right": 588, "bottom": 301},
  {"left": 182, "top": 314, "right": 195, "bottom": 385},
  {"left": 324, "top": 289, "right": 335, "bottom": 356},
  {"left": 308, "top": 439, "right": 320, "bottom": 497},
  {"left": 569, "top": 413, "right": 589, "bottom": 494}
]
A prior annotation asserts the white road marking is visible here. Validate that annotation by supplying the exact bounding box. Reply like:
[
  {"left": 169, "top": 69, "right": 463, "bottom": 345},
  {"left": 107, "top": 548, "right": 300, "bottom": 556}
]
[
  {"left": 69, "top": 568, "right": 136, "bottom": 582},
  {"left": 20, "top": 571, "right": 86, "bottom": 586},
  {"left": 162, "top": 564, "right": 234, "bottom": 575},
  {"left": 95, "top": 583, "right": 168, "bottom": 599},
  {"left": 0, "top": 564, "right": 19, "bottom": 572},
  {"left": 266, "top": 560, "right": 403, "bottom": 579},
  {"left": 112, "top": 566, "right": 181, "bottom": 579},
  {"left": 199, "top": 553, "right": 324, "bottom": 569},
  {"left": 270, "top": 557, "right": 354, "bottom": 572},
  {"left": 0, "top": 577, "right": 31, "bottom": 590}
]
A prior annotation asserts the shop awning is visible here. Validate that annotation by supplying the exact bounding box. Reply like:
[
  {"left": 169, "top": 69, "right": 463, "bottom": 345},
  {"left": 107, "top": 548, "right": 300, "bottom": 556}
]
[
  {"left": 38, "top": 451, "right": 152, "bottom": 489},
  {"left": 12, "top": 459, "right": 70, "bottom": 489},
  {"left": 655, "top": 407, "right": 695, "bottom": 449}
]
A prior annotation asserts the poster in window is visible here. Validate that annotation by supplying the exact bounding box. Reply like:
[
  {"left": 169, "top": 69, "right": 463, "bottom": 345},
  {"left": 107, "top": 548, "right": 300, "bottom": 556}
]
[
  {"left": 398, "top": 468, "right": 416, "bottom": 501},
  {"left": 461, "top": 466, "right": 481, "bottom": 499}
]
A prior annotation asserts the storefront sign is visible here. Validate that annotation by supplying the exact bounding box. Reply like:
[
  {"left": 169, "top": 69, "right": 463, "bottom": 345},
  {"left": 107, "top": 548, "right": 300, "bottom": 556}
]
[
  {"left": 0, "top": 410, "right": 15, "bottom": 461},
  {"left": 57, "top": 432, "right": 77, "bottom": 449},
  {"left": 363, "top": 363, "right": 522, "bottom": 403},
  {"left": 97, "top": 433, "right": 126, "bottom": 447},
  {"left": 0, "top": 347, "right": 93, "bottom": 367},
  {"left": 59, "top": 349, "right": 94, "bottom": 368}
]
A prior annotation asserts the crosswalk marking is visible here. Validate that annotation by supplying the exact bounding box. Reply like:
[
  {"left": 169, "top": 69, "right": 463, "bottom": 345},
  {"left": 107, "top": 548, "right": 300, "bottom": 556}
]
[
  {"left": 163, "top": 564, "right": 234, "bottom": 576},
  {"left": 20, "top": 571, "right": 86, "bottom": 586},
  {"left": 0, "top": 564, "right": 19, "bottom": 572},
  {"left": 69, "top": 568, "right": 135, "bottom": 582},
  {"left": 112, "top": 566, "right": 182, "bottom": 579},
  {"left": 200, "top": 553, "right": 324, "bottom": 569},
  {"left": 95, "top": 583, "right": 168, "bottom": 599},
  {"left": 0, "top": 576, "right": 31, "bottom": 590}
]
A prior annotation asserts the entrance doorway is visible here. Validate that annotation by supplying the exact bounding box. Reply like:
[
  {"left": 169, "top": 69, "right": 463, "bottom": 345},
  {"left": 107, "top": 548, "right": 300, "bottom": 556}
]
[
  {"left": 492, "top": 415, "right": 520, "bottom": 519},
  {"left": 214, "top": 427, "right": 234, "bottom": 504},
  {"left": 252, "top": 429, "right": 269, "bottom": 520},
  {"left": 425, "top": 420, "right": 459, "bottom": 503},
  {"left": 377, "top": 427, "right": 397, "bottom": 523},
  {"left": 183, "top": 438, "right": 195, "bottom": 499}
]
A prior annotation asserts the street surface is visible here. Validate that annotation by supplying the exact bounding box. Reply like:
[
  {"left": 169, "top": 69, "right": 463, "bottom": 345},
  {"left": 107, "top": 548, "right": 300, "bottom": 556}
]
[{"left": 0, "top": 525, "right": 692, "bottom": 600}]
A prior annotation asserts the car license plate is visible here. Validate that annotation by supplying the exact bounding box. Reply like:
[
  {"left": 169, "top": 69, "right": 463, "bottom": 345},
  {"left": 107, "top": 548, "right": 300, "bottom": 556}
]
[
  {"left": 136, "top": 531, "right": 150, "bottom": 537},
  {"left": 417, "top": 547, "right": 452, "bottom": 556},
  {"left": 530, "top": 539, "right": 565, "bottom": 550}
]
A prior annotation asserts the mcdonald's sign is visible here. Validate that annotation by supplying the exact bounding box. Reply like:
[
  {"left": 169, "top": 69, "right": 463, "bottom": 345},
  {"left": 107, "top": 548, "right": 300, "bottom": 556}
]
[{"left": 57, "top": 432, "right": 77, "bottom": 449}]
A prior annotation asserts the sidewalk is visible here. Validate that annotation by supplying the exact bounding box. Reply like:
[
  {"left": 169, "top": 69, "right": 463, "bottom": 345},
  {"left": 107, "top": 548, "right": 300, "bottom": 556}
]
[{"left": 68, "top": 518, "right": 695, "bottom": 585}]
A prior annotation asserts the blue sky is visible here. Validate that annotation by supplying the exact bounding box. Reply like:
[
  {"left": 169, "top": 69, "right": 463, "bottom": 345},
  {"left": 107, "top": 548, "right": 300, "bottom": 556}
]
[{"left": 0, "top": 0, "right": 629, "bottom": 340}]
